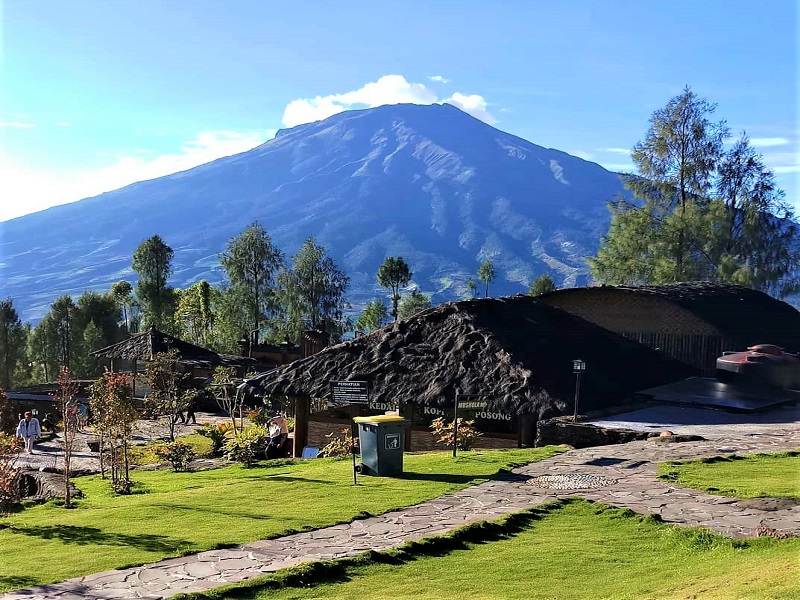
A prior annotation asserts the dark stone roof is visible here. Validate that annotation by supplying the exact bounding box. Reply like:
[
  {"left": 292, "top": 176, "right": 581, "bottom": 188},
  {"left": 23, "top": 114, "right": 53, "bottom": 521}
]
[
  {"left": 542, "top": 282, "right": 800, "bottom": 350},
  {"left": 246, "top": 296, "right": 693, "bottom": 417},
  {"left": 92, "top": 328, "right": 255, "bottom": 368}
]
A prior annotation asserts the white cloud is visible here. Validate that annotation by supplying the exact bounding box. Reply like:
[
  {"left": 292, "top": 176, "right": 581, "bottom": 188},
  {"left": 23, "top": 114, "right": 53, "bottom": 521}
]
[
  {"left": 570, "top": 151, "right": 595, "bottom": 161},
  {"left": 601, "top": 147, "right": 631, "bottom": 154},
  {"left": 601, "top": 162, "right": 636, "bottom": 173},
  {"left": 0, "top": 120, "right": 35, "bottom": 129},
  {"left": 1, "top": 129, "right": 274, "bottom": 221},
  {"left": 444, "top": 92, "right": 496, "bottom": 125},
  {"left": 428, "top": 75, "right": 450, "bottom": 83},
  {"left": 281, "top": 74, "right": 496, "bottom": 127},
  {"left": 750, "top": 137, "right": 789, "bottom": 148},
  {"left": 773, "top": 165, "right": 800, "bottom": 174}
]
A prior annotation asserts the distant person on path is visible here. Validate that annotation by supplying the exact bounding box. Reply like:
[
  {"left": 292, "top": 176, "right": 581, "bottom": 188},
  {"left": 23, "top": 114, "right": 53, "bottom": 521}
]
[
  {"left": 185, "top": 394, "right": 198, "bottom": 425},
  {"left": 16, "top": 411, "right": 41, "bottom": 454},
  {"left": 266, "top": 413, "right": 289, "bottom": 459}
]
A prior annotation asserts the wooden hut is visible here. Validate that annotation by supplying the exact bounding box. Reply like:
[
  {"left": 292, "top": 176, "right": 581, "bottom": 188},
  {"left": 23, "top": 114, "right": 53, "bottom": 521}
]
[
  {"left": 91, "top": 327, "right": 256, "bottom": 396},
  {"left": 539, "top": 282, "right": 800, "bottom": 375},
  {"left": 244, "top": 296, "right": 693, "bottom": 453}
]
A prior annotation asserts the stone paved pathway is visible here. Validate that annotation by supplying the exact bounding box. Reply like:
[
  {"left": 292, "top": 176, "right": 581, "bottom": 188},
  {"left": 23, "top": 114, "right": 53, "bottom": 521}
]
[{"left": 3, "top": 426, "right": 798, "bottom": 600}]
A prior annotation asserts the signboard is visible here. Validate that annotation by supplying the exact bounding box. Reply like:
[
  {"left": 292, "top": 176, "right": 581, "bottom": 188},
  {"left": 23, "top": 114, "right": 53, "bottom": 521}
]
[
  {"left": 330, "top": 380, "right": 369, "bottom": 405},
  {"left": 423, "top": 403, "right": 512, "bottom": 422},
  {"left": 457, "top": 398, "right": 489, "bottom": 411},
  {"left": 384, "top": 433, "right": 401, "bottom": 450},
  {"left": 369, "top": 400, "right": 398, "bottom": 412}
]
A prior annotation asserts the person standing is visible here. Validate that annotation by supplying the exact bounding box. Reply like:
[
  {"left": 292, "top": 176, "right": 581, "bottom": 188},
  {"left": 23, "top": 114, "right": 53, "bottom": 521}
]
[{"left": 16, "top": 411, "right": 41, "bottom": 454}]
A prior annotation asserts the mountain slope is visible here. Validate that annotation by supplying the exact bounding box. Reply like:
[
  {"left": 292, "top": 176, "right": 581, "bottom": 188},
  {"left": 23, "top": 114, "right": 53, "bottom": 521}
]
[{"left": 0, "top": 103, "right": 626, "bottom": 321}]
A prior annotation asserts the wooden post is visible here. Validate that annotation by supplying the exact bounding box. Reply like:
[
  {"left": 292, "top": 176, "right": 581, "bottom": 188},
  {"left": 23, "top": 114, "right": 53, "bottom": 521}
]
[
  {"left": 403, "top": 402, "right": 413, "bottom": 451},
  {"left": 293, "top": 395, "right": 310, "bottom": 458},
  {"left": 131, "top": 358, "right": 137, "bottom": 399}
]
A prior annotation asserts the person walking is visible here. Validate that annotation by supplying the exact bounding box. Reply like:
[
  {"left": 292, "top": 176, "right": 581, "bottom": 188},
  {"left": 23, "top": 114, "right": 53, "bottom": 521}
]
[{"left": 16, "top": 411, "right": 41, "bottom": 454}]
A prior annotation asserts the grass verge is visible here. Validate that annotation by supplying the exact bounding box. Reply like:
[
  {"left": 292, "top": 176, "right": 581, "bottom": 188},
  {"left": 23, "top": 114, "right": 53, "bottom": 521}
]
[
  {"left": 177, "top": 500, "right": 800, "bottom": 600},
  {"left": 0, "top": 447, "right": 561, "bottom": 591},
  {"left": 659, "top": 450, "right": 800, "bottom": 499}
]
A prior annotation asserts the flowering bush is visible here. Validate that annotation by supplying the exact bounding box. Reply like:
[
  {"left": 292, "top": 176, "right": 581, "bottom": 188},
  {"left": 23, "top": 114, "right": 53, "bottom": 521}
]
[
  {"left": 198, "top": 422, "right": 234, "bottom": 456},
  {"left": 430, "top": 417, "right": 482, "bottom": 451},
  {"left": 0, "top": 432, "right": 23, "bottom": 512},
  {"left": 154, "top": 440, "right": 196, "bottom": 472},
  {"left": 319, "top": 427, "right": 356, "bottom": 458},
  {"left": 223, "top": 425, "right": 268, "bottom": 467}
]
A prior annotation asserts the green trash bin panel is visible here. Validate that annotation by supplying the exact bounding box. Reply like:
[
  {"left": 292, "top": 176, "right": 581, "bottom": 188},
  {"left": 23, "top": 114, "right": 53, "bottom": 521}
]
[{"left": 353, "top": 415, "right": 407, "bottom": 476}]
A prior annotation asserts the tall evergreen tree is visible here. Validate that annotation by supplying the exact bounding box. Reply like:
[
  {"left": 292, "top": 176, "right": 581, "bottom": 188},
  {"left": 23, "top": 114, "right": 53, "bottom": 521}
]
[
  {"left": 220, "top": 223, "right": 283, "bottom": 344},
  {"left": 477, "top": 259, "right": 495, "bottom": 298},
  {"left": 377, "top": 257, "right": 412, "bottom": 321},
  {"left": 175, "top": 281, "right": 215, "bottom": 346},
  {"left": 0, "top": 299, "right": 26, "bottom": 390},
  {"left": 591, "top": 87, "right": 798, "bottom": 296},
  {"left": 277, "top": 237, "right": 349, "bottom": 342},
  {"left": 110, "top": 280, "right": 134, "bottom": 333},
  {"left": 132, "top": 235, "right": 175, "bottom": 330}
]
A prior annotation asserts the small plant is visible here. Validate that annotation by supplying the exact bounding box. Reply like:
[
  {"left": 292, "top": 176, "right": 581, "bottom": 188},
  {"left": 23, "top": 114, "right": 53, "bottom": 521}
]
[
  {"left": 430, "top": 417, "right": 482, "bottom": 451},
  {"left": 198, "top": 422, "right": 234, "bottom": 456},
  {"left": 223, "top": 425, "right": 268, "bottom": 467},
  {"left": 154, "top": 440, "right": 196, "bottom": 472},
  {"left": 319, "top": 427, "right": 356, "bottom": 458}
]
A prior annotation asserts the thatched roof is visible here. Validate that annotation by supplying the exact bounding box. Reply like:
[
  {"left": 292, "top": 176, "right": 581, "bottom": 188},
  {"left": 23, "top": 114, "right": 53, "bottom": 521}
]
[
  {"left": 92, "top": 328, "right": 256, "bottom": 369},
  {"left": 246, "top": 296, "right": 693, "bottom": 417},
  {"left": 542, "top": 282, "right": 800, "bottom": 349}
]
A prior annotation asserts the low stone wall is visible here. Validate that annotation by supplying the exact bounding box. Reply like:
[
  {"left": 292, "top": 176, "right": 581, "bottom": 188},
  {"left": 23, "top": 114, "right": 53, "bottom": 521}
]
[
  {"left": 535, "top": 417, "right": 654, "bottom": 449},
  {"left": 308, "top": 418, "right": 518, "bottom": 452}
]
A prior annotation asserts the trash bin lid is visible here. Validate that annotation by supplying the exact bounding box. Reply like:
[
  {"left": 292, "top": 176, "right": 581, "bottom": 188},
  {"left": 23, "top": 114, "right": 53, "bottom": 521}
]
[{"left": 353, "top": 415, "right": 407, "bottom": 425}]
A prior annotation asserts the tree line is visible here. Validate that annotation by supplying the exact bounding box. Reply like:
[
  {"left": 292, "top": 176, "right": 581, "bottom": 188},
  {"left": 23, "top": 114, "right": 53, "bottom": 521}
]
[{"left": 1, "top": 88, "right": 793, "bottom": 387}]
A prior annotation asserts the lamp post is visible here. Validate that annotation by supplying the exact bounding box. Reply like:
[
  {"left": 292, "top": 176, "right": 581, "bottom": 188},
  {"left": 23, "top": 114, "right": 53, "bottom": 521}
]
[{"left": 572, "top": 359, "right": 586, "bottom": 422}]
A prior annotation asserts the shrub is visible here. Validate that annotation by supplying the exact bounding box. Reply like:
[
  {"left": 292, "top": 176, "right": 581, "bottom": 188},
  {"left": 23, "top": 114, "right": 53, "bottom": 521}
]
[
  {"left": 0, "top": 432, "right": 23, "bottom": 512},
  {"left": 154, "top": 440, "right": 196, "bottom": 472},
  {"left": 223, "top": 425, "right": 268, "bottom": 467},
  {"left": 430, "top": 417, "right": 482, "bottom": 451},
  {"left": 198, "top": 422, "right": 234, "bottom": 456},
  {"left": 319, "top": 427, "right": 356, "bottom": 458}
]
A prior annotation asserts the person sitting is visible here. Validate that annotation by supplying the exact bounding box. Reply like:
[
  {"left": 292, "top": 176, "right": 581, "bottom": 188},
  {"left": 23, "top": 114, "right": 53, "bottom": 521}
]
[{"left": 265, "top": 413, "right": 289, "bottom": 459}]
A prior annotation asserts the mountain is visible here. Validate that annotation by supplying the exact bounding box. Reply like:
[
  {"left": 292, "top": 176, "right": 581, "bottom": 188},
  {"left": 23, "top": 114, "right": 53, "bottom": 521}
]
[{"left": 0, "top": 103, "right": 628, "bottom": 321}]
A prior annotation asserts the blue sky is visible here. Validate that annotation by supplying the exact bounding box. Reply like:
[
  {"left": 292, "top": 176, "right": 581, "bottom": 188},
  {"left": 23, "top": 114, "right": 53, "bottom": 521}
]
[{"left": 1, "top": 0, "right": 797, "bottom": 221}]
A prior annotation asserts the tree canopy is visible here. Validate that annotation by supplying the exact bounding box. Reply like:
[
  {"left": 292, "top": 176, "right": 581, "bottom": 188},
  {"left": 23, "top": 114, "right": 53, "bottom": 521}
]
[
  {"left": 477, "top": 259, "right": 496, "bottom": 298},
  {"left": 276, "top": 237, "right": 350, "bottom": 343},
  {"left": 132, "top": 235, "right": 175, "bottom": 330},
  {"left": 591, "top": 87, "right": 798, "bottom": 297},
  {"left": 398, "top": 289, "right": 432, "bottom": 320},
  {"left": 219, "top": 222, "right": 283, "bottom": 343},
  {"left": 377, "top": 257, "right": 412, "bottom": 321},
  {"left": 529, "top": 274, "right": 557, "bottom": 297}
]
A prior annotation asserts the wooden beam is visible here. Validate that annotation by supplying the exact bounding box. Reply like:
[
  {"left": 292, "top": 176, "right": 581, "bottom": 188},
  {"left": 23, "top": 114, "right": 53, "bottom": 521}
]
[{"left": 293, "top": 395, "right": 310, "bottom": 458}]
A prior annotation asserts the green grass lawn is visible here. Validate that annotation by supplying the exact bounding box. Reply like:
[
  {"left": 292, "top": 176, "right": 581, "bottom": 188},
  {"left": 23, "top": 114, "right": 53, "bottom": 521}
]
[
  {"left": 129, "top": 432, "right": 215, "bottom": 466},
  {"left": 659, "top": 451, "right": 800, "bottom": 499},
  {"left": 0, "top": 447, "right": 560, "bottom": 592},
  {"left": 195, "top": 501, "right": 800, "bottom": 600}
]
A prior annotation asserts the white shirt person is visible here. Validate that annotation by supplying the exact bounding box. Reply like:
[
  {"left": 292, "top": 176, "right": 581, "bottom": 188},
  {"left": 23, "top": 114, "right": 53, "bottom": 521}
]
[{"left": 16, "top": 411, "right": 42, "bottom": 454}]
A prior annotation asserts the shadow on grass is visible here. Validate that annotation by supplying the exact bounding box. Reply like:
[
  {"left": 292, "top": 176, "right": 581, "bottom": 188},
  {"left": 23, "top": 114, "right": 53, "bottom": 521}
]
[
  {"left": 9, "top": 524, "right": 192, "bottom": 553},
  {"left": 0, "top": 575, "right": 39, "bottom": 590}
]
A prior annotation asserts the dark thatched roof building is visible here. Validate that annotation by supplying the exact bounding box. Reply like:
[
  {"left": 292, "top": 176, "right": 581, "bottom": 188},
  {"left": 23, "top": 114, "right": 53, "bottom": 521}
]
[
  {"left": 539, "top": 282, "right": 800, "bottom": 374},
  {"left": 92, "top": 328, "right": 256, "bottom": 373},
  {"left": 247, "top": 296, "right": 693, "bottom": 424}
]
